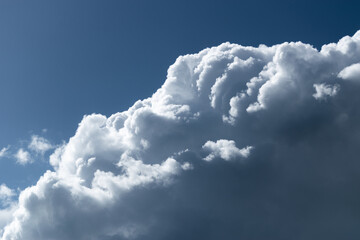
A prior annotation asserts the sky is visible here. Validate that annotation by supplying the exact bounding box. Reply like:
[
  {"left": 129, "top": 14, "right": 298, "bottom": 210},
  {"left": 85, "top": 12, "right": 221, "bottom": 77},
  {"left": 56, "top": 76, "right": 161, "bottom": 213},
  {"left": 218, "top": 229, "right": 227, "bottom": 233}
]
[{"left": 0, "top": 0, "right": 360, "bottom": 239}]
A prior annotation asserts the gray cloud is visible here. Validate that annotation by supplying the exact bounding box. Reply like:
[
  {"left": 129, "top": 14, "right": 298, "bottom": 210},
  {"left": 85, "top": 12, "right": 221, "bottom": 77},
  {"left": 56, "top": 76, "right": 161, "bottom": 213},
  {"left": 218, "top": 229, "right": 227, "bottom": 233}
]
[{"left": 2, "top": 30, "right": 360, "bottom": 240}]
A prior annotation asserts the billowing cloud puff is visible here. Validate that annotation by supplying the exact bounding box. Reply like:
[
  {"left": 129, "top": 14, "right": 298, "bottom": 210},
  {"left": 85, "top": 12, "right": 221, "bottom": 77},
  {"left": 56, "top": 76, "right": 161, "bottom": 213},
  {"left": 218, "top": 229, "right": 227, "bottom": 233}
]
[
  {"left": 202, "top": 139, "right": 252, "bottom": 161},
  {"left": 0, "top": 185, "right": 16, "bottom": 236},
  {"left": 312, "top": 83, "right": 340, "bottom": 100},
  {"left": 338, "top": 62, "right": 360, "bottom": 81},
  {"left": 2, "top": 31, "right": 360, "bottom": 239}
]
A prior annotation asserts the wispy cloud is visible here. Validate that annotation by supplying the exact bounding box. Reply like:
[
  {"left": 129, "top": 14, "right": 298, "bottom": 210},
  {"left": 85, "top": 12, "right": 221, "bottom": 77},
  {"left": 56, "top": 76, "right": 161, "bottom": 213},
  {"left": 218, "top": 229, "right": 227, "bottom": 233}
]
[
  {"left": 1, "top": 135, "right": 54, "bottom": 165},
  {"left": 0, "top": 184, "right": 15, "bottom": 207},
  {"left": 0, "top": 147, "right": 10, "bottom": 158},
  {"left": 28, "top": 135, "right": 54, "bottom": 155}
]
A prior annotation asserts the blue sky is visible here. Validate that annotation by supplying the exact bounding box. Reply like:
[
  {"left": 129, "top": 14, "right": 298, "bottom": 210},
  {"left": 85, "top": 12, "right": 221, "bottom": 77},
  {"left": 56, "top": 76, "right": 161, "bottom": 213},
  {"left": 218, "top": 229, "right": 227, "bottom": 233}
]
[
  {"left": 0, "top": 0, "right": 359, "bottom": 190},
  {"left": 0, "top": 1, "right": 360, "bottom": 239}
]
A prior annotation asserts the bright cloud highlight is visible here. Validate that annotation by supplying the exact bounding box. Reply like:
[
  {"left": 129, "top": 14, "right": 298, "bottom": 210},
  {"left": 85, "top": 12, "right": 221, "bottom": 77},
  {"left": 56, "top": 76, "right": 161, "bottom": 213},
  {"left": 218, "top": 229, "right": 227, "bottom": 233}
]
[{"left": 202, "top": 139, "right": 253, "bottom": 161}]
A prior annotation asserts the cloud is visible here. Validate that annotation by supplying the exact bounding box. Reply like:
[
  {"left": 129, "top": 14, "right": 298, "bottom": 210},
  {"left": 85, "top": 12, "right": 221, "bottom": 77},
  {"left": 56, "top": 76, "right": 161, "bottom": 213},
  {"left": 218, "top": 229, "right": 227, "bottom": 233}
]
[
  {"left": 28, "top": 135, "right": 54, "bottom": 155},
  {"left": 202, "top": 139, "right": 253, "bottom": 161},
  {"left": 0, "top": 205, "right": 16, "bottom": 238},
  {"left": 338, "top": 62, "right": 360, "bottom": 81},
  {"left": 0, "top": 185, "right": 15, "bottom": 207},
  {"left": 0, "top": 184, "right": 16, "bottom": 236},
  {"left": 0, "top": 147, "right": 9, "bottom": 158},
  {"left": 2, "top": 135, "right": 53, "bottom": 165},
  {"left": 14, "top": 149, "right": 32, "bottom": 165},
  {"left": 2, "top": 30, "right": 360, "bottom": 239},
  {"left": 312, "top": 83, "right": 340, "bottom": 100}
]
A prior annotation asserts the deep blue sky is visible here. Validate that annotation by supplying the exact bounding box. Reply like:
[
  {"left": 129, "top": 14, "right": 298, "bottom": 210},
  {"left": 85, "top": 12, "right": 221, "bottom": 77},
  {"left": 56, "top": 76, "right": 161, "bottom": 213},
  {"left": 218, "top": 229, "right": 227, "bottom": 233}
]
[{"left": 0, "top": 0, "right": 359, "bottom": 188}]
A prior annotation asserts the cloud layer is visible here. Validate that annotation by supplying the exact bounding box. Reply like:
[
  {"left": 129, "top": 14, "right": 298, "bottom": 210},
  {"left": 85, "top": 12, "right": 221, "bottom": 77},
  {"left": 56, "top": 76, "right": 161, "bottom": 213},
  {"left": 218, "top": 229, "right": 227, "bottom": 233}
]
[{"left": 2, "top": 31, "right": 360, "bottom": 239}]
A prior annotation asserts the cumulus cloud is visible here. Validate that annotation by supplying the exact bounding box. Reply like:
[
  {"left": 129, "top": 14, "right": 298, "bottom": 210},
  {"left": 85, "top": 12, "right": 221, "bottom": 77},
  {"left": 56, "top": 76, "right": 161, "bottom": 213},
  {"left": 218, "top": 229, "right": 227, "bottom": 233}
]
[
  {"left": 28, "top": 135, "right": 54, "bottom": 155},
  {"left": 0, "top": 206, "right": 16, "bottom": 237},
  {"left": 2, "top": 30, "right": 360, "bottom": 240},
  {"left": 14, "top": 149, "right": 32, "bottom": 165},
  {"left": 312, "top": 83, "right": 340, "bottom": 100},
  {"left": 338, "top": 62, "right": 360, "bottom": 81},
  {"left": 0, "top": 184, "right": 16, "bottom": 236},
  {"left": 202, "top": 139, "right": 253, "bottom": 161}
]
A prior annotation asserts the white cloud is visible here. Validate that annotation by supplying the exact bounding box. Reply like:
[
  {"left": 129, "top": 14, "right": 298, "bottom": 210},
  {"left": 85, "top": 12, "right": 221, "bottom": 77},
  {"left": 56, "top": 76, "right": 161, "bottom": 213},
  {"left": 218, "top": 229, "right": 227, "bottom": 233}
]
[
  {"left": 202, "top": 139, "right": 253, "bottom": 161},
  {"left": 313, "top": 83, "right": 340, "bottom": 100},
  {"left": 0, "top": 184, "right": 17, "bottom": 236},
  {"left": 2, "top": 30, "right": 360, "bottom": 240},
  {"left": 0, "top": 185, "right": 15, "bottom": 207},
  {"left": 14, "top": 149, "right": 32, "bottom": 165},
  {"left": 338, "top": 62, "right": 360, "bottom": 81},
  {"left": 0, "top": 147, "right": 9, "bottom": 158},
  {"left": 0, "top": 205, "right": 17, "bottom": 237},
  {"left": 28, "top": 135, "right": 53, "bottom": 155}
]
